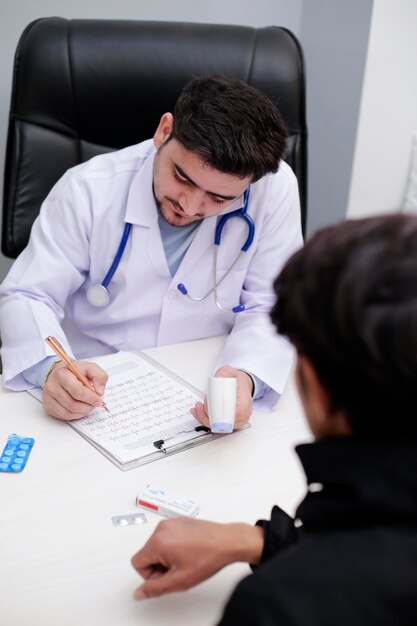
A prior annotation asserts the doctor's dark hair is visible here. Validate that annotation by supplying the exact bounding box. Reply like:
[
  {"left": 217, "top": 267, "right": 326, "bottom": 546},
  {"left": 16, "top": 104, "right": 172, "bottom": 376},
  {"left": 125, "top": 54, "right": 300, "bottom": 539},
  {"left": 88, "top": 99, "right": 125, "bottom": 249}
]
[
  {"left": 271, "top": 214, "right": 417, "bottom": 438},
  {"left": 171, "top": 75, "right": 288, "bottom": 182}
]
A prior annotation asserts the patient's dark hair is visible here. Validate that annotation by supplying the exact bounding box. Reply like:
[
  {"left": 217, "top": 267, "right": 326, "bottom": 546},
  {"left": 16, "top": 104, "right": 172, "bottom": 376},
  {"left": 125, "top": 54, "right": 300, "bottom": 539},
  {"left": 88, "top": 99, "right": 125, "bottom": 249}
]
[
  {"left": 171, "top": 75, "right": 288, "bottom": 182},
  {"left": 271, "top": 214, "right": 417, "bottom": 437}
]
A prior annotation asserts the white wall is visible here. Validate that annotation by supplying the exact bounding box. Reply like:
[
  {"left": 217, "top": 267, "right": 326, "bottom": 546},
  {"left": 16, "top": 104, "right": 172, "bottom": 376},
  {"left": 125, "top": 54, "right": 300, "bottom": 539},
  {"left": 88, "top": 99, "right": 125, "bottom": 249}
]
[
  {"left": 300, "top": 0, "right": 373, "bottom": 235},
  {"left": 347, "top": 0, "right": 417, "bottom": 218}
]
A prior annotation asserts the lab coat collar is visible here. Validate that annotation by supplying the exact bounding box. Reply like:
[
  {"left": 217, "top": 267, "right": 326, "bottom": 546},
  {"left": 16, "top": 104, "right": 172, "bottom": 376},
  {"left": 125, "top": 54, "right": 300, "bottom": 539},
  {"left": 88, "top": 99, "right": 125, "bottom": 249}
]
[{"left": 124, "top": 145, "right": 158, "bottom": 228}]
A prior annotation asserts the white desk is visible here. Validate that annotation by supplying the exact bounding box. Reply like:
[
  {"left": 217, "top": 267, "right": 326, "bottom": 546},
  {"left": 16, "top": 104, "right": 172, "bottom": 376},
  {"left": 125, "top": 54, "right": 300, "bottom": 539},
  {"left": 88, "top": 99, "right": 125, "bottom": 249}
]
[{"left": 0, "top": 336, "right": 311, "bottom": 626}]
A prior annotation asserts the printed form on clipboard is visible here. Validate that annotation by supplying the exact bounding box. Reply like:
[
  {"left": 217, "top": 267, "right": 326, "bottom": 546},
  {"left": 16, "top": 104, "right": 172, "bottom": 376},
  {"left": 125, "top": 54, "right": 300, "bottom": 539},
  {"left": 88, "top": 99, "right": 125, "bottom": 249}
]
[{"left": 45, "top": 351, "right": 247, "bottom": 471}]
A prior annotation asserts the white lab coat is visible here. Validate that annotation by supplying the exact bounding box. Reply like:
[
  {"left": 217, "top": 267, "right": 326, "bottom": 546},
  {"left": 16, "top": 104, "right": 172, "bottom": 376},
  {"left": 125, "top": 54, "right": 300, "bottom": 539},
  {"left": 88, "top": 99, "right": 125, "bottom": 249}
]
[{"left": 0, "top": 139, "right": 303, "bottom": 409}]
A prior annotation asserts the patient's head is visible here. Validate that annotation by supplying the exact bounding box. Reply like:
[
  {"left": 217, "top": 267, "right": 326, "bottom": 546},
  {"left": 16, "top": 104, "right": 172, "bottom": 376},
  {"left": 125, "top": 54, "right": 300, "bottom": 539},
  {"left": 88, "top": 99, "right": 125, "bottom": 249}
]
[{"left": 271, "top": 214, "right": 417, "bottom": 438}]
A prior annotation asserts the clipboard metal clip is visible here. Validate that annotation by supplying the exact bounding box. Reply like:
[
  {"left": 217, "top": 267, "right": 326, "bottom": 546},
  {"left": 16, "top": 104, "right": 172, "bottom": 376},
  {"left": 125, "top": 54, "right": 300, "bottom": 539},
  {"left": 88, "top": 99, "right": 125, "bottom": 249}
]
[
  {"left": 153, "top": 439, "right": 167, "bottom": 453},
  {"left": 153, "top": 425, "right": 211, "bottom": 454}
]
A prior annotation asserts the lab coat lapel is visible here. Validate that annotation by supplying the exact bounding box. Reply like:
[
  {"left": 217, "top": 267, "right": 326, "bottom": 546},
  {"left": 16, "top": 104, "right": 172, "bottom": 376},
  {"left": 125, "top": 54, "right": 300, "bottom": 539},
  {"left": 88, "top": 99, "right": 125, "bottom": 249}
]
[{"left": 124, "top": 148, "right": 170, "bottom": 278}]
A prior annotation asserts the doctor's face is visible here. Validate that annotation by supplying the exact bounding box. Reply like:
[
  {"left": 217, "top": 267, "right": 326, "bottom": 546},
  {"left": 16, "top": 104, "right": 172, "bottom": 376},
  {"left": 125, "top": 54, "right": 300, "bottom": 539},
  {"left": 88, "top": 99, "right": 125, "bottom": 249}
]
[{"left": 152, "top": 113, "right": 251, "bottom": 227}]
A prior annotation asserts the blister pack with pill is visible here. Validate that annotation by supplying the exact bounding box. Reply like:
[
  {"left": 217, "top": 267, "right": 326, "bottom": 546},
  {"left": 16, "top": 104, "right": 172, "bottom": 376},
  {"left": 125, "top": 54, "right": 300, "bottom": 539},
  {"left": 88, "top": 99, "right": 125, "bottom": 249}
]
[
  {"left": 0, "top": 434, "right": 35, "bottom": 473},
  {"left": 112, "top": 512, "right": 147, "bottom": 527}
]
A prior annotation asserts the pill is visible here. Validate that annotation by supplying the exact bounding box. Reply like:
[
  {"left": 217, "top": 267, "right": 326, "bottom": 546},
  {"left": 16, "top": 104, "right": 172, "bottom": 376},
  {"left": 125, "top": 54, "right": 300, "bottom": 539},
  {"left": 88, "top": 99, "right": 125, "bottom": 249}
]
[{"left": 0, "top": 434, "right": 35, "bottom": 473}]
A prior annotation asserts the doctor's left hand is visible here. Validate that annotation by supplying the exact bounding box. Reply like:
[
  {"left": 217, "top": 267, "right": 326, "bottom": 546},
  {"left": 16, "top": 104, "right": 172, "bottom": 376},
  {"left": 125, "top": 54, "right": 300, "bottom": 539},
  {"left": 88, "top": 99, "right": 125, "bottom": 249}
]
[
  {"left": 42, "top": 360, "right": 108, "bottom": 421},
  {"left": 190, "top": 366, "right": 253, "bottom": 430}
]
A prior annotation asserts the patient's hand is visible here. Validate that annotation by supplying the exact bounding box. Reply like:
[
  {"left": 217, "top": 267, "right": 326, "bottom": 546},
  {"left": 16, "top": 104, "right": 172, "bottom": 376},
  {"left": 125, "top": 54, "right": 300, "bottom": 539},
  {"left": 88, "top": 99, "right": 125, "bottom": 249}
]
[{"left": 131, "top": 517, "right": 264, "bottom": 600}]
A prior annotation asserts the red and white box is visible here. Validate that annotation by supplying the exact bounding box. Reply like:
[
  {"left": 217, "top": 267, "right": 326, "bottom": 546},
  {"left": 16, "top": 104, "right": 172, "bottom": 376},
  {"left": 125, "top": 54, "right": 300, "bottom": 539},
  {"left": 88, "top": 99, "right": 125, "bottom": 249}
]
[{"left": 136, "top": 486, "right": 200, "bottom": 518}]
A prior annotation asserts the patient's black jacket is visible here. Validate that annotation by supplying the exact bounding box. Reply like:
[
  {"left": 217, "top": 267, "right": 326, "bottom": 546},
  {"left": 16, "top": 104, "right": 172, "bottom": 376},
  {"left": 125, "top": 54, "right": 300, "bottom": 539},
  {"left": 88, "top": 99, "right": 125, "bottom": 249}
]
[{"left": 218, "top": 437, "right": 417, "bottom": 625}]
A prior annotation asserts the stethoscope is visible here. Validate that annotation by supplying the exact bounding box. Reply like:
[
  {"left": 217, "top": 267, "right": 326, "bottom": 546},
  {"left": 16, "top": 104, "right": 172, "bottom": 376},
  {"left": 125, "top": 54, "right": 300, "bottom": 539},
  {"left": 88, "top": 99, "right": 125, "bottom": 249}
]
[{"left": 86, "top": 188, "right": 254, "bottom": 312}]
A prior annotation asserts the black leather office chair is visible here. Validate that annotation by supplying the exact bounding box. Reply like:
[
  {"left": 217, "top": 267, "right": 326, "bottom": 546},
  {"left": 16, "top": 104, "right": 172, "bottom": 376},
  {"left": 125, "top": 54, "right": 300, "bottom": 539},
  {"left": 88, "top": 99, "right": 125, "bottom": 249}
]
[{"left": 2, "top": 17, "right": 307, "bottom": 259}]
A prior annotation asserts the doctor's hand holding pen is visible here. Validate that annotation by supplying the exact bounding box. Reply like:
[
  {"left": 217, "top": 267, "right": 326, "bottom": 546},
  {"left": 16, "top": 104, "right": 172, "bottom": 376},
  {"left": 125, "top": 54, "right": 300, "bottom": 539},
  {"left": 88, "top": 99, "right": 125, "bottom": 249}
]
[
  {"left": 42, "top": 336, "right": 109, "bottom": 421},
  {"left": 190, "top": 366, "right": 254, "bottom": 430},
  {"left": 43, "top": 359, "right": 108, "bottom": 421}
]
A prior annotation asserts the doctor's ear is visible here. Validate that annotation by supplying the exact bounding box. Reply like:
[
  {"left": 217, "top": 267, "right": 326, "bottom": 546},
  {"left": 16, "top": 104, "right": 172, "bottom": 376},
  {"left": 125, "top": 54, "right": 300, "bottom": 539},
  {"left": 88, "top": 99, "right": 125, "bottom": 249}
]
[{"left": 153, "top": 113, "right": 174, "bottom": 149}]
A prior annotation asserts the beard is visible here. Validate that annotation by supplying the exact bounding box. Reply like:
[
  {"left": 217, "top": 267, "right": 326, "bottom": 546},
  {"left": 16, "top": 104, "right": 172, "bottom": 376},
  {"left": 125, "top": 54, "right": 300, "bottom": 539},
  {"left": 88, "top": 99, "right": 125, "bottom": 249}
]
[{"left": 153, "top": 192, "right": 203, "bottom": 228}]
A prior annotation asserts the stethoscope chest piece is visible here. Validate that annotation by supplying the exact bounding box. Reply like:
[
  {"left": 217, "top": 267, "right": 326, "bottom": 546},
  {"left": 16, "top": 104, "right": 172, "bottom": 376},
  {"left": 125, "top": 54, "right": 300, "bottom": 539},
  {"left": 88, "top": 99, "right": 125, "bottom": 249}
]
[{"left": 87, "top": 284, "right": 110, "bottom": 307}]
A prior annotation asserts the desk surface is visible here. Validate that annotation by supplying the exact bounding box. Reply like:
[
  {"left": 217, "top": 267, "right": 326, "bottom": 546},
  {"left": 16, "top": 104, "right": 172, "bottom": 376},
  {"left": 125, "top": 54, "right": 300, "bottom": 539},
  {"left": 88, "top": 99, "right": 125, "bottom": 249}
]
[{"left": 0, "top": 336, "right": 311, "bottom": 626}]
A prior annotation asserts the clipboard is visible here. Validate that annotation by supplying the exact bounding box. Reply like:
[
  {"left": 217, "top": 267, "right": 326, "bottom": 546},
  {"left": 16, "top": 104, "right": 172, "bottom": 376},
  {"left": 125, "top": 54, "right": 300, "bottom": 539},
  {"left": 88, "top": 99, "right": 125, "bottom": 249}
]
[
  {"left": 29, "top": 350, "right": 249, "bottom": 471},
  {"left": 78, "top": 421, "right": 248, "bottom": 471}
]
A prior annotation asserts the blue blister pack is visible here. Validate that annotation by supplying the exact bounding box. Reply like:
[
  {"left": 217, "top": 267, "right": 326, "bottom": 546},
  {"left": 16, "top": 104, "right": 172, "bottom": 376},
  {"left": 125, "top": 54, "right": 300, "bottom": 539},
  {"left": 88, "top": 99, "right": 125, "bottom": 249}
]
[{"left": 0, "top": 434, "right": 35, "bottom": 472}]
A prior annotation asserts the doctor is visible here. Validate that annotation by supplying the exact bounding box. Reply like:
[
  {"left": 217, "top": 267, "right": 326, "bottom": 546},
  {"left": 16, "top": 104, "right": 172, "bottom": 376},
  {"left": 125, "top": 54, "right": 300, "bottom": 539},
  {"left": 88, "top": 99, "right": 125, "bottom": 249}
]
[{"left": 0, "top": 75, "right": 303, "bottom": 423}]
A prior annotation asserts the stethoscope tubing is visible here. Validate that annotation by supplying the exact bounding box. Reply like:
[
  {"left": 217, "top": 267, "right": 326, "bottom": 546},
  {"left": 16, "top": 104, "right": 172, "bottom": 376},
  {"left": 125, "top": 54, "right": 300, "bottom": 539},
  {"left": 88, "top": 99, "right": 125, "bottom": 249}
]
[
  {"left": 176, "top": 188, "right": 253, "bottom": 313},
  {"left": 102, "top": 223, "right": 132, "bottom": 288},
  {"left": 87, "top": 188, "right": 253, "bottom": 311},
  {"left": 214, "top": 188, "right": 254, "bottom": 251}
]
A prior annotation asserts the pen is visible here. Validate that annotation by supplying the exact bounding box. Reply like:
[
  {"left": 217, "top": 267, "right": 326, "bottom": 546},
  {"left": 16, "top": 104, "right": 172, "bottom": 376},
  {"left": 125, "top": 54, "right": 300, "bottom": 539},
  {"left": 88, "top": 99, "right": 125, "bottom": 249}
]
[{"left": 45, "top": 336, "right": 109, "bottom": 413}]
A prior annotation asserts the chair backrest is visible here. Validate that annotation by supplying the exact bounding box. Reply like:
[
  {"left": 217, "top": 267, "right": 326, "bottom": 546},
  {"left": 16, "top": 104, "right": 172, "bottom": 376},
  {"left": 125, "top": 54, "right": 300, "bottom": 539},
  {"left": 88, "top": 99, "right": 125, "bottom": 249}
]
[{"left": 2, "top": 17, "right": 307, "bottom": 258}]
